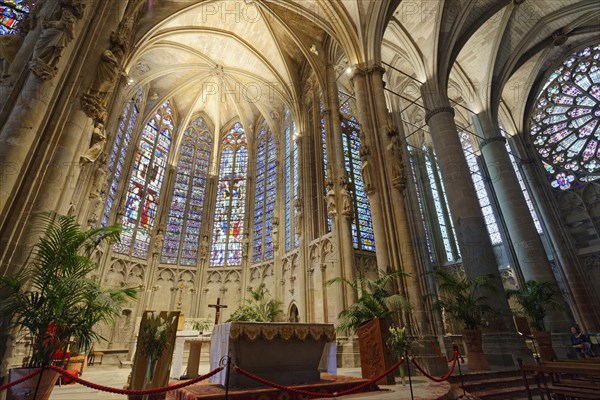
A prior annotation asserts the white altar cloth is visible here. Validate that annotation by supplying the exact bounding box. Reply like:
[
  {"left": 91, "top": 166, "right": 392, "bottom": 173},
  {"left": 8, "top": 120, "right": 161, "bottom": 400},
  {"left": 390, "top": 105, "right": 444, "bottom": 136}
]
[{"left": 209, "top": 322, "right": 336, "bottom": 386}]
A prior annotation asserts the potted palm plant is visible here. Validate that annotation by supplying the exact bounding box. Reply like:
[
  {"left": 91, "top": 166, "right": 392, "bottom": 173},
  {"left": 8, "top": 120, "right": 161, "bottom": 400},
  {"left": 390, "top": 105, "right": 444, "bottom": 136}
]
[
  {"left": 507, "top": 280, "right": 561, "bottom": 361},
  {"left": 328, "top": 269, "right": 410, "bottom": 385},
  {"left": 432, "top": 270, "right": 496, "bottom": 370},
  {"left": 0, "top": 213, "right": 136, "bottom": 400},
  {"left": 229, "top": 283, "right": 283, "bottom": 322}
]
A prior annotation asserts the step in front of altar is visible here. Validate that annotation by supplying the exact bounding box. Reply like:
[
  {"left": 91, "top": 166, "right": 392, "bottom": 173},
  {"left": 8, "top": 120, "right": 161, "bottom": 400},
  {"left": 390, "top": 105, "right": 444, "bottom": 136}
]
[{"left": 167, "top": 373, "right": 380, "bottom": 400}]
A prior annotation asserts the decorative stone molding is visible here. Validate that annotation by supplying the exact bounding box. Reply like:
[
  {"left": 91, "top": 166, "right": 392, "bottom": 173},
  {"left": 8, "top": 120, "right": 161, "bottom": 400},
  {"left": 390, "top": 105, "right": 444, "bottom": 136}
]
[
  {"left": 29, "top": 1, "right": 85, "bottom": 80},
  {"left": 424, "top": 106, "right": 455, "bottom": 123},
  {"left": 479, "top": 136, "right": 507, "bottom": 150}
]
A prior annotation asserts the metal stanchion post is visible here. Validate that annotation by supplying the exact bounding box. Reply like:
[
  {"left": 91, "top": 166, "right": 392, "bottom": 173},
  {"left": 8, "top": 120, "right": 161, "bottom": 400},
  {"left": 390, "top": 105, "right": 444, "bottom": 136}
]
[
  {"left": 453, "top": 344, "right": 466, "bottom": 399},
  {"left": 405, "top": 351, "right": 414, "bottom": 400},
  {"left": 224, "top": 356, "right": 231, "bottom": 400}
]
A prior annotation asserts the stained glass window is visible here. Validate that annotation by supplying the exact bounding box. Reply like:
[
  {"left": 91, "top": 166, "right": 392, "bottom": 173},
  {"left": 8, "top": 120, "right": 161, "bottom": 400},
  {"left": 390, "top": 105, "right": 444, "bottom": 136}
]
[
  {"left": 161, "top": 116, "right": 213, "bottom": 266},
  {"left": 102, "top": 88, "right": 143, "bottom": 227},
  {"left": 409, "top": 149, "right": 435, "bottom": 264},
  {"left": 0, "top": 1, "right": 32, "bottom": 35},
  {"left": 283, "top": 111, "right": 300, "bottom": 253},
  {"left": 500, "top": 128, "right": 543, "bottom": 234},
  {"left": 319, "top": 98, "right": 333, "bottom": 233},
  {"left": 530, "top": 43, "right": 600, "bottom": 189},
  {"left": 210, "top": 122, "right": 248, "bottom": 267},
  {"left": 460, "top": 131, "right": 502, "bottom": 245},
  {"left": 423, "top": 148, "right": 455, "bottom": 261},
  {"left": 253, "top": 120, "right": 276, "bottom": 262},
  {"left": 114, "top": 100, "right": 174, "bottom": 259},
  {"left": 339, "top": 92, "right": 375, "bottom": 251}
]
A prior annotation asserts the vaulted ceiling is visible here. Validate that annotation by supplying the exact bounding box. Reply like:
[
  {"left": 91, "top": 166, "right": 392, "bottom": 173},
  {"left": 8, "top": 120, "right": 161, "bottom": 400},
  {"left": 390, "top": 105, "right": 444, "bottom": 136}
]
[{"left": 124, "top": 0, "right": 599, "bottom": 138}]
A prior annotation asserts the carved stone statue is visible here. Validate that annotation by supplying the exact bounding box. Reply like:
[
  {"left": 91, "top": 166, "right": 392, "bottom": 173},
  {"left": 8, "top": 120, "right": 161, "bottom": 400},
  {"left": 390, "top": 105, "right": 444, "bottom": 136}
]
[
  {"left": 294, "top": 199, "right": 303, "bottom": 238},
  {"left": 242, "top": 232, "right": 250, "bottom": 260},
  {"left": 81, "top": 48, "right": 123, "bottom": 122},
  {"left": 199, "top": 235, "right": 209, "bottom": 259},
  {"left": 359, "top": 144, "right": 375, "bottom": 193},
  {"left": 340, "top": 178, "right": 353, "bottom": 217},
  {"left": 153, "top": 229, "right": 165, "bottom": 256},
  {"left": 386, "top": 131, "right": 406, "bottom": 189},
  {"left": 81, "top": 123, "right": 107, "bottom": 163},
  {"left": 272, "top": 217, "right": 280, "bottom": 250},
  {"left": 325, "top": 179, "right": 336, "bottom": 217},
  {"left": 87, "top": 158, "right": 108, "bottom": 225},
  {"left": 0, "top": 34, "right": 24, "bottom": 78},
  {"left": 29, "top": 9, "right": 76, "bottom": 80}
]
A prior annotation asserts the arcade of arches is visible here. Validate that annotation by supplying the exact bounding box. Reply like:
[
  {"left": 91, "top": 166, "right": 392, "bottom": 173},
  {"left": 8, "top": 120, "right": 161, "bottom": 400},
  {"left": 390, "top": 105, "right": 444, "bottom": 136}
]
[{"left": 1, "top": 0, "right": 599, "bottom": 373}]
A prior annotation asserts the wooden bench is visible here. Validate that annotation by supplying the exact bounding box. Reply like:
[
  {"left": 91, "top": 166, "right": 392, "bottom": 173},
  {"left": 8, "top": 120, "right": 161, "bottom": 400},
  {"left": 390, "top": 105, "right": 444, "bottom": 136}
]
[
  {"left": 519, "top": 359, "right": 600, "bottom": 400},
  {"left": 87, "top": 348, "right": 127, "bottom": 366}
]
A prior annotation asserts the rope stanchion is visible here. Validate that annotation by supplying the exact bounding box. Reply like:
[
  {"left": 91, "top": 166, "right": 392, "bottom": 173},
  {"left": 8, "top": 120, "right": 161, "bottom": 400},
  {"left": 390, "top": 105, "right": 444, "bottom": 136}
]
[
  {"left": 410, "top": 351, "right": 458, "bottom": 382},
  {"left": 406, "top": 350, "right": 414, "bottom": 400},
  {"left": 0, "top": 368, "right": 43, "bottom": 392},
  {"left": 44, "top": 364, "right": 223, "bottom": 396},
  {"left": 234, "top": 358, "right": 404, "bottom": 398}
]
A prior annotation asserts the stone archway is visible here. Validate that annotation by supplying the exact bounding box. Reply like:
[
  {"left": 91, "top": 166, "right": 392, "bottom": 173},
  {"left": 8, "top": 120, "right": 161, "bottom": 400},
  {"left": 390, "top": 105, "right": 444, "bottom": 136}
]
[{"left": 288, "top": 303, "right": 299, "bottom": 323}]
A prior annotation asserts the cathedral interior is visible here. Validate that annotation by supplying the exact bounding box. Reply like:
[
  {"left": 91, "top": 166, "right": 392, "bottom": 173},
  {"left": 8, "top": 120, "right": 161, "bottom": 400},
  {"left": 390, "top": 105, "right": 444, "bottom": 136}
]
[{"left": 1, "top": 0, "right": 600, "bottom": 372}]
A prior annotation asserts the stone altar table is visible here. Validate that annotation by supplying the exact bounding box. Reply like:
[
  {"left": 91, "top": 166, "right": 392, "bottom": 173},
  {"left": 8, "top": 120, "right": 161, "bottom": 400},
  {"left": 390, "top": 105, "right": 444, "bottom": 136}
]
[{"left": 209, "top": 322, "right": 336, "bottom": 388}]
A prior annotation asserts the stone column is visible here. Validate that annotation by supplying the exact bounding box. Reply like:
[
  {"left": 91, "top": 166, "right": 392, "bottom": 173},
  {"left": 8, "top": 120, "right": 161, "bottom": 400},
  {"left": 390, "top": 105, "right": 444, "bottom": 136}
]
[
  {"left": 476, "top": 112, "right": 571, "bottom": 328},
  {"left": 421, "top": 80, "right": 531, "bottom": 367},
  {"left": 517, "top": 146, "right": 600, "bottom": 330},
  {"left": 0, "top": 0, "right": 87, "bottom": 227},
  {"left": 350, "top": 65, "right": 430, "bottom": 334},
  {"left": 324, "top": 63, "right": 357, "bottom": 310}
]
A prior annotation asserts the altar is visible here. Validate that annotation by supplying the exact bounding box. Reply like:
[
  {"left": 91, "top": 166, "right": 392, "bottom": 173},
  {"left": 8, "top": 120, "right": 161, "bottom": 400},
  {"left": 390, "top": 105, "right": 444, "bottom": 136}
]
[{"left": 209, "top": 322, "right": 336, "bottom": 388}]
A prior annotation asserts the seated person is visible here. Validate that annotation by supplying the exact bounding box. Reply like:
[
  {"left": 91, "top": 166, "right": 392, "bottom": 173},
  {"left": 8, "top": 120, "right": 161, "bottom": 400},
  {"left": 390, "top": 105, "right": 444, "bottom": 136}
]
[{"left": 571, "top": 325, "right": 594, "bottom": 358}]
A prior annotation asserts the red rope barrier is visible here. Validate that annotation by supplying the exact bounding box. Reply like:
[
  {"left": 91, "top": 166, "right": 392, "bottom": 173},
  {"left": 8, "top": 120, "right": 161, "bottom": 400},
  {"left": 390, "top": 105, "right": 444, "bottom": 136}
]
[
  {"left": 0, "top": 368, "right": 43, "bottom": 392},
  {"left": 410, "top": 352, "right": 458, "bottom": 382},
  {"left": 45, "top": 365, "right": 223, "bottom": 395},
  {"left": 234, "top": 358, "right": 404, "bottom": 398},
  {"left": 430, "top": 340, "right": 453, "bottom": 363}
]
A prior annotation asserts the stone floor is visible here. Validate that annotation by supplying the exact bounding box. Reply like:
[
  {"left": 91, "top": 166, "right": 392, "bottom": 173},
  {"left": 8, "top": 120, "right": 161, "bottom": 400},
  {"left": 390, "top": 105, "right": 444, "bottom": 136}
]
[{"left": 48, "top": 363, "right": 453, "bottom": 400}]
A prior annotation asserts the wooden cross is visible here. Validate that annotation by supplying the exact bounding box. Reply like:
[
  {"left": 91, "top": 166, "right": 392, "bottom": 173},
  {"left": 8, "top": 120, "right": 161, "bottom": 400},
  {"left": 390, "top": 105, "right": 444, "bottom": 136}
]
[{"left": 208, "top": 298, "right": 228, "bottom": 325}]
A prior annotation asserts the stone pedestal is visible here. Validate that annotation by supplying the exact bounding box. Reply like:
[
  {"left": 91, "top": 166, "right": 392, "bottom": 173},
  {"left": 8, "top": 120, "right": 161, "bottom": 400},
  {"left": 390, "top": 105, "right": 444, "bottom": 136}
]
[
  {"left": 170, "top": 330, "right": 200, "bottom": 379},
  {"left": 185, "top": 336, "right": 211, "bottom": 378}
]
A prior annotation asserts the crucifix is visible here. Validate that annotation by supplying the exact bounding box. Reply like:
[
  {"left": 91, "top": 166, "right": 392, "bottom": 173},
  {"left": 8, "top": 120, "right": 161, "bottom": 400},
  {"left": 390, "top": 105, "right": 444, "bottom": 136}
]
[{"left": 208, "top": 298, "right": 228, "bottom": 325}]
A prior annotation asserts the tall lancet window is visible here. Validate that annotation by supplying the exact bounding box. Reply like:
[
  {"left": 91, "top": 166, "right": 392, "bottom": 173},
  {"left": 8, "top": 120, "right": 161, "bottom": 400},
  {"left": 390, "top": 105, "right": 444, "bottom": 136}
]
[
  {"left": 161, "top": 116, "right": 213, "bottom": 266},
  {"left": 423, "top": 146, "right": 458, "bottom": 262},
  {"left": 0, "top": 1, "right": 32, "bottom": 34},
  {"left": 283, "top": 111, "right": 299, "bottom": 252},
  {"left": 319, "top": 97, "right": 332, "bottom": 232},
  {"left": 459, "top": 131, "right": 502, "bottom": 245},
  {"left": 210, "top": 122, "right": 248, "bottom": 267},
  {"left": 339, "top": 91, "right": 375, "bottom": 251},
  {"left": 252, "top": 120, "right": 276, "bottom": 262},
  {"left": 102, "top": 88, "right": 143, "bottom": 227},
  {"left": 114, "top": 100, "right": 174, "bottom": 258}
]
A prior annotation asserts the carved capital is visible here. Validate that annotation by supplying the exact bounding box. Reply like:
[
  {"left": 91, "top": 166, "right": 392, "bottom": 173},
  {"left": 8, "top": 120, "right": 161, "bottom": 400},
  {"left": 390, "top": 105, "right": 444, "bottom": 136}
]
[
  {"left": 479, "top": 136, "right": 507, "bottom": 150},
  {"left": 424, "top": 106, "right": 455, "bottom": 124}
]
